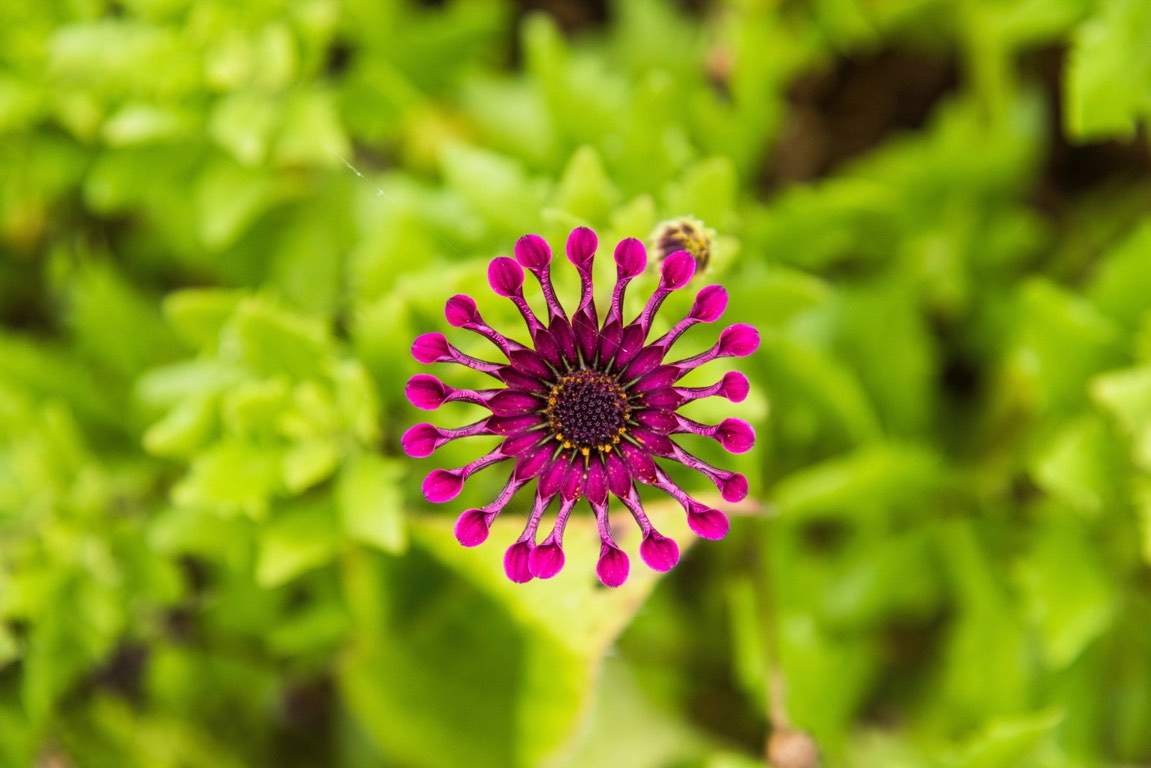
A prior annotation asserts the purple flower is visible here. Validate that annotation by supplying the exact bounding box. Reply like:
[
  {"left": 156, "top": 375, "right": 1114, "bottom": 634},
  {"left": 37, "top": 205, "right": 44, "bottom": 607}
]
[{"left": 403, "top": 228, "right": 758, "bottom": 587}]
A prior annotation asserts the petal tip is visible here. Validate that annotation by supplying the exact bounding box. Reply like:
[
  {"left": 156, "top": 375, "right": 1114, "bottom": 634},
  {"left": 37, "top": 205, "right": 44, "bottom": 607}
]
[
  {"left": 659, "top": 250, "right": 696, "bottom": 290},
  {"left": 401, "top": 423, "right": 438, "bottom": 458},
  {"left": 721, "top": 371, "right": 750, "bottom": 403},
  {"left": 422, "top": 468, "right": 464, "bottom": 503},
  {"left": 504, "top": 541, "right": 535, "bottom": 583},
  {"left": 640, "top": 533, "right": 680, "bottom": 572},
  {"left": 614, "top": 238, "right": 647, "bottom": 279},
  {"left": 690, "top": 285, "right": 728, "bottom": 323},
  {"left": 566, "top": 227, "right": 598, "bottom": 269},
  {"left": 596, "top": 544, "right": 630, "bottom": 588},
  {"left": 515, "top": 234, "right": 552, "bottom": 270},
  {"left": 405, "top": 374, "right": 448, "bottom": 410},
  {"left": 688, "top": 508, "right": 730, "bottom": 540},
  {"left": 719, "top": 324, "right": 760, "bottom": 357},
  {"left": 445, "top": 295, "right": 479, "bottom": 327},
  {"left": 720, "top": 473, "right": 749, "bottom": 503},
  {"left": 455, "top": 510, "right": 491, "bottom": 547},
  {"left": 412, "top": 332, "right": 450, "bottom": 364},
  {"left": 488, "top": 256, "right": 525, "bottom": 297},
  {"left": 528, "top": 542, "right": 565, "bottom": 579},
  {"left": 717, "top": 418, "right": 756, "bottom": 454}
]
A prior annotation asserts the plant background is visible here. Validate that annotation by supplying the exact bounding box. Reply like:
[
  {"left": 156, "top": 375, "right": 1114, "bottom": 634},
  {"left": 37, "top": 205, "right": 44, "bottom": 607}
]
[{"left": 3, "top": 0, "right": 1151, "bottom": 766}]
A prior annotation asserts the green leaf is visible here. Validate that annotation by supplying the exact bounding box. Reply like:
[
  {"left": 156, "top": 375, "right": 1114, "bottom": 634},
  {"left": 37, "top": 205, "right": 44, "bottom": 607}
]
[
  {"left": 338, "top": 453, "right": 407, "bottom": 554},
  {"left": 1017, "top": 515, "right": 1116, "bottom": 668},
  {"left": 934, "top": 520, "right": 1031, "bottom": 724},
  {"left": 725, "top": 265, "right": 830, "bottom": 328},
  {"left": 1091, "top": 364, "right": 1151, "bottom": 470},
  {"left": 944, "top": 710, "right": 1063, "bottom": 768},
  {"left": 208, "top": 90, "right": 280, "bottom": 166},
  {"left": 1087, "top": 219, "right": 1151, "bottom": 329},
  {"left": 1012, "top": 279, "right": 1124, "bottom": 415},
  {"left": 64, "top": 258, "right": 179, "bottom": 380},
  {"left": 162, "top": 289, "right": 245, "bottom": 353},
  {"left": 280, "top": 438, "right": 340, "bottom": 493},
  {"left": 343, "top": 508, "right": 696, "bottom": 767},
  {"left": 832, "top": 275, "right": 937, "bottom": 434},
  {"left": 101, "top": 102, "right": 195, "bottom": 146},
  {"left": 0, "top": 622, "right": 18, "bottom": 669},
  {"left": 548, "top": 145, "right": 619, "bottom": 225},
  {"left": 142, "top": 393, "right": 218, "bottom": 458},
  {"left": 1029, "top": 415, "right": 1125, "bottom": 515},
  {"left": 439, "top": 143, "right": 547, "bottom": 235},
  {"left": 1066, "top": 0, "right": 1151, "bottom": 139},
  {"left": 340, "top": 565, "right": 523, "bottom": 768},
  {"left": 773, "top": 443, "right": 945, "bottom": 520},
  {"left": 172, "top": 439, "right": 282, "bottom": 517},
  {"left": 758, "top": 330, "right": 883, "bottom": 447},
  {"left": 195, "top": 159, "right": 280, "bottom": 250},
  {"left": 224, "top": 298, "right": 330, "bottom": 380},
  {"left": 662, "top": 156, "right": 738, "bottom": 229},
  {"left": 255, "top": 499, "right": 337, "bottom": 587},
  {"left": 274, "top": 87, "right": 349, "bottom": 167}
]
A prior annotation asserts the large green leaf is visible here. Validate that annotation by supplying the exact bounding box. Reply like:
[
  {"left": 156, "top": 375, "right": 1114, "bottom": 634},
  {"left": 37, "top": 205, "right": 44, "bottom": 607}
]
[{"left": 343, "top": 503, "right": 698, "bottom": 768}]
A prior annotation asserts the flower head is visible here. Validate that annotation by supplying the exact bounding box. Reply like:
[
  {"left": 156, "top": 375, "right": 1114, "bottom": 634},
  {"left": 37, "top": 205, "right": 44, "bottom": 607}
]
[
  {"left": 651, "top": 217, "right": 715, "bottom": 274},
  {"left": 404, "top": 228, "right": 758, "bottom": 587}
]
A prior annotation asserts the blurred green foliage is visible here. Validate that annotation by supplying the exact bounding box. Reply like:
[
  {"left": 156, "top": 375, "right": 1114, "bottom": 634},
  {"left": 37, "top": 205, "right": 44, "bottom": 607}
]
[{"left": 2, "top": 0, "right": 1151, "bottom": 766}]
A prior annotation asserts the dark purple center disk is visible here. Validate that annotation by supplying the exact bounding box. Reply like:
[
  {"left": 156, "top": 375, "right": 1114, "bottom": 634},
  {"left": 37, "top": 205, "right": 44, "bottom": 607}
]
[{"left": 544, "top": 370, "right": 630, "bottom": 452}]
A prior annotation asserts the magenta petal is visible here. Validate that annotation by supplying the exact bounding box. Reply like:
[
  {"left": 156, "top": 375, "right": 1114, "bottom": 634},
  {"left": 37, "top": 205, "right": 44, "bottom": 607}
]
[
  {"left": 659, "top": 250, "right": 696, "bottom": 289},
  {"left": 488, "top": 414, "right": 544, "bottom": 435},
  {"left": 529, "top": 542, "right": 565, "bottom": 579},
  {"left": 489, "top": 390, "right": 542, "bottom": 416},
  {"left": 406, "top": 374, "right": 448, "bottom": 410},
  {"left": 510, "top": 349, "right": 553, "bottom": 380},
  {"left": 539, "top": 455, "right": 567, "bottom": 497},
  {"left": 514, "top": 444, "right": 553, "bottom": 481},
  {"left": 549, "top": 316, "right": 578, "bottom": 365},
  {"left": 688, "top": 507, "right": 730, "bottom": 540},
  {"left": 643, "top": 388, "right": 685, "bottom": 408},
  {"left": 586, "top": 459, "right": 607, "bottom": 505},
  {"left": 605, "top": 450, "right": 633, "bottom": 496},
  {"left": 620, "top": 442, "right": 657, "bottom": 484},
  {"left": 573, "top": 314, "right": 599, "bottom": 363},
  {"left": 500, "top": 366, "right": 549, "bottom": 393},
  {"left": 717, "top": 418, "right": 756, "bottom": 453},
  {"left": 614, "top": 238, "right": 646, "bottom": 279},
  {"left": 412, "top": 332, "right": 450, "bottom": 363},
  {"left": 596, "top": 544, "right": 630, "bottom": 587},
  {"left": 445, "top": 294, "right": 479, "bottom": 327},
  {"left": 533, "top": 328, "right": 563, "bottom": 368},
  {"left": 631, "top": 427, "right": 675, "bottom": 456},
  {"left": 635, "top": 409, "right": 677, "bottom": 433},
  {"left": 622, "top": 345, "right": 665, "bottom": 381},
  {"left": 614, "top": 324, "right": 646, "bottom": 369},
  {"left": 722, "top": 371, "right": 750, "bottom": 402},
  {"left": 635, "top": 365, "right": 680, "bottom": 392},
  {"left": 720, "top": 472, "right": 749, "bottom": 502},
  {"left": 640, "top": 533, "right": 680, "bottom": 572},
  {"left": 422, "top": 469, "right": 463, "bottom": 503},
  {"left": 566, "top": 227, "right": 597, "bottom": 269},
  {"left": 719, "top": 324, "right": 760, "bottom": 357},
  {"left": 401, "top": 423, "right": 439, "bottom": 458},
  {"left": 455, "top": 509, "right": 491, "bottom": 547},
  {"left": 562, "top": 462, "right": 584, "bottom": 501},
  {"left": 504, "top": 541, "right": 535, "bottom": 583},
  {"left": 515, "top": 233, "right": 552, "bottom": 270},
  {"left": 598, "top": 321, "right": 623, "bottom": 363},
  {"left": 489, "top": 256, "right": 525, "bottom": 297},
  {"left": 690, "top": 285, "right": 727, "bottom": 322},
  {"left": 502, "top": 430, "right": 545, "bottom": 456}
]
